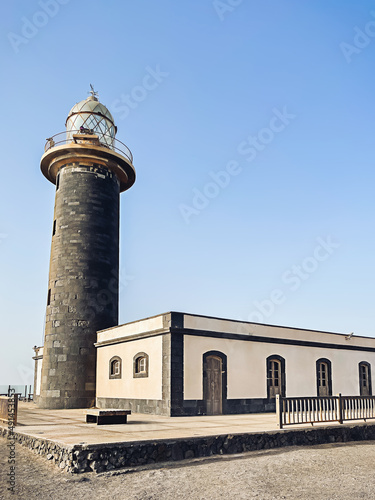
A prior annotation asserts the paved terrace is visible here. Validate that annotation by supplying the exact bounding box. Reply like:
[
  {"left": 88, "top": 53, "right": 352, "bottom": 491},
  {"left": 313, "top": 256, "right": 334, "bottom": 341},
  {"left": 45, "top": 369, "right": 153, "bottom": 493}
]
[
  {"left": 10, "top": 401, "right": 345, "bottom": 446},
  {"left": 3, "top": 402, "right": 375, "bottom": 474}
]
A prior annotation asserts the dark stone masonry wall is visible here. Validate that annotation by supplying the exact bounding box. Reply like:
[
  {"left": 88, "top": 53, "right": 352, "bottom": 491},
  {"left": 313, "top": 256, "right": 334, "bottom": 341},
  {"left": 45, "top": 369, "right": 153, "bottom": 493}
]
[
  {"left": 39, "top": 163, "right": 120, "bottom": 409},
  {"left": 2, "top": 423, "right": 375, "bottom": 474},
  {"left": 180, "top": 398, "right": 276, "bottom": 416},
  {"left": 97, "top": 398, "right": 169, "bottom": 416}
]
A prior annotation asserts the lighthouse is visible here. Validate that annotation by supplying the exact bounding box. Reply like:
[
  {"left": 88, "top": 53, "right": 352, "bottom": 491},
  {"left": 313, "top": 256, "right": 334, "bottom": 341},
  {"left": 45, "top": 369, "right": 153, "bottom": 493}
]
[{"left": 38, "top": 88, "right": 135, "bottom": 409}]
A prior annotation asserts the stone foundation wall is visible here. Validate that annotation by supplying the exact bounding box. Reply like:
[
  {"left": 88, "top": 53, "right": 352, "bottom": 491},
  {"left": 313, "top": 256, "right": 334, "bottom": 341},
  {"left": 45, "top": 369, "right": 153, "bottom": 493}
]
[
  {"left": 96, "top": 397, "right": 169, "bottom": 415},
  {"left": 2, "top": 423, "right": 375, "bottom": 474},
  {"left": 180, "top": 398, "right": 275, "bottom": 416},
  {"left": 0, "top": 427, "right": 75, "bottom": 472}
]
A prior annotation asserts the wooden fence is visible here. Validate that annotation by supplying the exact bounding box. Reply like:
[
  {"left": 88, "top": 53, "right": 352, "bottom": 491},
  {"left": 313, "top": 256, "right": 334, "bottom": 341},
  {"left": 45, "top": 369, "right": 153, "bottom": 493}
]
[
  {"left": 276, "top": 394, "right": 375, "bottom": 429},
  {"left": 0, "top": 394, "right": 18, "bottom": 426}
]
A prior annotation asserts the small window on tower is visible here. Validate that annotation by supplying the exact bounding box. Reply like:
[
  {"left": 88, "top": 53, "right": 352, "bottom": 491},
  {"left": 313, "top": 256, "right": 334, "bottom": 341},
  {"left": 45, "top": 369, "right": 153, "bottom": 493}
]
[
  {"left": 47, "top": 289, "right": 51, "bottom": 306},
  {"left": 56, "top": 173, "right": 60, "bottom": 191},
  {"left": 53, "top": 220, "right": 56, "bottom": 236}
]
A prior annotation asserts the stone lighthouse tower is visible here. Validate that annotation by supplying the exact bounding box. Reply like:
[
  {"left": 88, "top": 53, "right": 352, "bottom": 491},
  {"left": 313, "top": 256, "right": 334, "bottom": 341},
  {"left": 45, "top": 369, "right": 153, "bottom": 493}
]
[{"left": 38, "top": 89, "right": 135, "bottom": 409}]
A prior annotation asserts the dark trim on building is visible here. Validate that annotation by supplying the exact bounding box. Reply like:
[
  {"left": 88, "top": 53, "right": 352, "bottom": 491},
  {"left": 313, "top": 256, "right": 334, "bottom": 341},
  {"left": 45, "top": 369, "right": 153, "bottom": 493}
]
[
  {"left": 96, "top": 328, "right": 375, "bottom": 353},
  {"left": 202, "top": 351, "right": 228, "bottom": 415},
  {"left": 170, "top": 312, "right": 184, "bottom": 330},
  {"left": 97, "top": 395, "right": 275, "bottom": 417},
  {"left": 316, "top": 358, "right": 332, "bottom": 396},
  {"left": 179, "top": 312, "right": 370, "bottom": 340},
  {"left": 177, "top": 328, "right": 375, "bottom": 353},
  {"left": 359, "top": 361, "right": 372, "bottom": 396},
  {"left": 170, "top": 333, "right": 184, "bottom": 416},
  {"left": 266, "top": 355, "right": 286, "bottom": 399},
  {"left": 178, "top": 398, "right": 275, "bottom": 416},
  {"left": 109, "top": 356, "right": 122, "bottom": 379}
]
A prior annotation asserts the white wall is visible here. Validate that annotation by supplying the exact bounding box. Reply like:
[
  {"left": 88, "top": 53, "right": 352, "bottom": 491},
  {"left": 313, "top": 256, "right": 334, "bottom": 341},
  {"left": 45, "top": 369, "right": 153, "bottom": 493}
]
[
  {"left": 184, "top": 335, "right": 375, "bottom": 400},
  {"left": 35, "top": 357, "right": 43, "bottom": 396},
  {"left": 96, "top": 336, "right": 163, "bottom": 400},
  {"left": 97, "top": 315, "right": 165, "bottom": 343}
]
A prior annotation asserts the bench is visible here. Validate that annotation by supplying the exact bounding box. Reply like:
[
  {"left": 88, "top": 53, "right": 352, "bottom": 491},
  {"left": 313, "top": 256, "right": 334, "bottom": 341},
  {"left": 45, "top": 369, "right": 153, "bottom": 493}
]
[{"left": 85, "top": 409, "right": 131, "bottom": 425}]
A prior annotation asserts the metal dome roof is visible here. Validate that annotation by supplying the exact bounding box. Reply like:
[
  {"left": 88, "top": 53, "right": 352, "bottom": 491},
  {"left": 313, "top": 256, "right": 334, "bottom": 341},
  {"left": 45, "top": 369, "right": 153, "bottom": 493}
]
[
  {"left": 65, "top": 92, "right": 117, "bottom": 147},
  {"left": 66, "top": 95, "right": 115, "bottom": 126}
]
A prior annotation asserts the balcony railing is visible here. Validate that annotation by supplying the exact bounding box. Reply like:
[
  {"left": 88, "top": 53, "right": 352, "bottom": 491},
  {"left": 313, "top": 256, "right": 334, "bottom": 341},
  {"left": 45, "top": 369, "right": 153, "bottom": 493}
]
[
  {"left": 276, "top": 394, "right": 375, "bottom": 429},
  {"left": 44, "top": 130, "right": 133, "bottom": 163}
]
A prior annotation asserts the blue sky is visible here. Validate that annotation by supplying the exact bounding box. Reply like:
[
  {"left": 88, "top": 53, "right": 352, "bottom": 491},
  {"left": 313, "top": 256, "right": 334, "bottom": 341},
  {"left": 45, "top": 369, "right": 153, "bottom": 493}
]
[{"left": 1, "top": 0, "right": 374, "bottom": 385}]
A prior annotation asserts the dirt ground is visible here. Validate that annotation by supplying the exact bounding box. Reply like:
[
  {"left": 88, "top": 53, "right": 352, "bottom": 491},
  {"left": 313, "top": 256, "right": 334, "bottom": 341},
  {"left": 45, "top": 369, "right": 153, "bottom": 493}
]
[{"left": 0, "top": 439, "right": 374, "bottom": 500}]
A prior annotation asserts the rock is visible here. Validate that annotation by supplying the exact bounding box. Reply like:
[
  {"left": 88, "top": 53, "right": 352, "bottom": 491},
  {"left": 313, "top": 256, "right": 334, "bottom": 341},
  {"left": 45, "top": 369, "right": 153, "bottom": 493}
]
[{"left": 171, "top": 444, "right": 183, "bottom": 461}]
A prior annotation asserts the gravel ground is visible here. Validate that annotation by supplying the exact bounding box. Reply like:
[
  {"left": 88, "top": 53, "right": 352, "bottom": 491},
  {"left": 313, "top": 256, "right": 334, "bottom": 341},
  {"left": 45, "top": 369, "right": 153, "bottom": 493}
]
[{"left": 1, "top": 439, "right": 374, "bottom": 499}]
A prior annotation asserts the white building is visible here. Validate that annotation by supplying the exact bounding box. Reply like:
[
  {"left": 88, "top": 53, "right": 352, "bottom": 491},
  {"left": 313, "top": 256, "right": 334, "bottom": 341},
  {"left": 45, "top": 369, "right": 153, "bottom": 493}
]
[{"left": 88, "top": 311, "right": 375, "bottom": 416}]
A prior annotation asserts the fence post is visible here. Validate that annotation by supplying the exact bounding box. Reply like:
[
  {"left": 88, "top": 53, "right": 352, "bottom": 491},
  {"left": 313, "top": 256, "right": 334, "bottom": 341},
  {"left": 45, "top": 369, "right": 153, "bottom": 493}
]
[
  {"left": 337, "top": 393, "right": 343, "bottom": 424},
  {"left": 276, "top": 394, "right": 283, "bottom": 429}
]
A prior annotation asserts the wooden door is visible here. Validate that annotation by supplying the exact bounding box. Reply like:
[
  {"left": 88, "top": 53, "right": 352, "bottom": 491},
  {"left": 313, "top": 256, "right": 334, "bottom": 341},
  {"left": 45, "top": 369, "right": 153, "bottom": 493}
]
[
  {"left": 318, "top": 362, "right": 329, "bottom": 397},
  {"left": 205, "top": 355, "right": 222, "bottom": 415},
  {"left": 268, "top": 359, "right": 282, "bottom": 398},
  {"left": 360, "top": 363, "right": 370, "bottom": 396}
]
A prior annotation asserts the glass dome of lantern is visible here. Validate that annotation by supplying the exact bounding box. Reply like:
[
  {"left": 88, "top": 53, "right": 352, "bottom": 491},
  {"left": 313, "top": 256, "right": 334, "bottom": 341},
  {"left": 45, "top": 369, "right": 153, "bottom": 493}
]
[{"left": 65, "top": 86, "right": 117, "bottom": 148}]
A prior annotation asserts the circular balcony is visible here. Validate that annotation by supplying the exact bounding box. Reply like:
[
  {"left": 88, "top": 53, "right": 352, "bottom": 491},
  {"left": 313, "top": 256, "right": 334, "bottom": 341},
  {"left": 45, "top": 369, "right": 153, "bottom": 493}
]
[
  {"left": 41, "top": 130, "right": 135, "bottom": 192},
  {"left": 44, "top": 129, "right": 133, "bottom": 163}
]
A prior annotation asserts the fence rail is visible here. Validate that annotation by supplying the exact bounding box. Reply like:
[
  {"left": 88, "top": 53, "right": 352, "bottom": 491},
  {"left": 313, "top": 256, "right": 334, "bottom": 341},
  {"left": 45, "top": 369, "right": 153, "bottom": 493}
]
[
  {"left": 0, "top": 385, "right": 33, "bottom": 401},
  {"left": 276, "top": 394, "right": 375, "bottom": 429},
  {"left": 44, "top": 130, "right": 133, "bottom": 163}
]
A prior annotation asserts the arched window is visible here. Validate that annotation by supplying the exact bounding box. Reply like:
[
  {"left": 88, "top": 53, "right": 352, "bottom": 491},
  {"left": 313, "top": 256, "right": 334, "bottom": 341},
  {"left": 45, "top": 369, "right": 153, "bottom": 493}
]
[
  {"left": 266, "top": 355, "right": 286, "bottom": 399},
  {"left": 133, "top": 352, "right": 149, "bottom": 378},
  {"left": 316, "top": 358, "right": 332, "bottom": 396},
  {"left": 359, "top": 362, "right": 372, "bottom": 396},
  {"left": 109, "top": 356, "right": 121, "bottom": 379}
]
